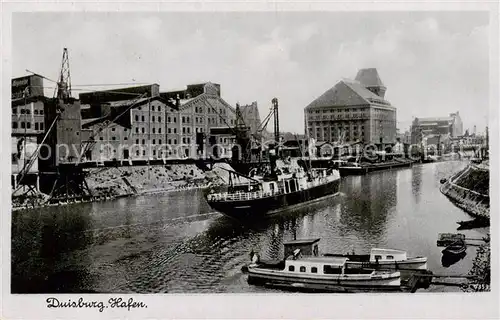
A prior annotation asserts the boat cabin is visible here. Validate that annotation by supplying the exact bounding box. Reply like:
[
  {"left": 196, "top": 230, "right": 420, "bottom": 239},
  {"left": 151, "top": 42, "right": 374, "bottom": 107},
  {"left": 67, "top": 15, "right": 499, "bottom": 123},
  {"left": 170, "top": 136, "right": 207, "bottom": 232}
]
[
  {"left": 284, "top": 256, "right": 373, "bottom": 275},
  {"left": 369, "top": 248, "right": 407, "bottom": 263},
  {"left": 284, "top": 238, "right": 320, "bottom": 257}
]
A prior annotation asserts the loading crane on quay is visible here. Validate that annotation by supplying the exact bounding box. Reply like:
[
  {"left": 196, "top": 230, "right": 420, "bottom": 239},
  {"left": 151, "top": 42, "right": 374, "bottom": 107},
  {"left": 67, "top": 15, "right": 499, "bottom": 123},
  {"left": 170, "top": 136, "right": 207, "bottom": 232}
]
[
  {"left": 199, "top": 97, "right": 281, "bottom": 174},
  {"left": 13, "top": 48, "right": 99, "bottom": 203},
  {"left": 13, "top": 49, "right": 72, "bottom": 195}
]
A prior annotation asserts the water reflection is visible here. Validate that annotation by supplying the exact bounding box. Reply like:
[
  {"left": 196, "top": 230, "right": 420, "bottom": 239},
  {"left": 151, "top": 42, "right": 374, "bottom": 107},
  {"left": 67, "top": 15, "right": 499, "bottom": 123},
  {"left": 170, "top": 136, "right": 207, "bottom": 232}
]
[
  {"left": 442, "top": 252, "right": 467, "bottom": 268},
  {"left": 411, "top": 164, "right": 423, "bottom": 203},
  {"left": 11, "top": 205, "right": 95, "bottom": 293},
  {"left": 11, "top": 162, "right": 488, "bottom": 293},
  {"left": 338, "top": 171, "right": 397, "bottom": 245}
]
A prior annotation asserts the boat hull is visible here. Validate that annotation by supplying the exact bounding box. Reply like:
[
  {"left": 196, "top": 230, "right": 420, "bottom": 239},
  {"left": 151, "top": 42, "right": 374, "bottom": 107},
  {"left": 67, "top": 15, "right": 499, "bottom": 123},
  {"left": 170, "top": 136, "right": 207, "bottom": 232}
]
[
  {"left": 246, "top": 268, "right": 401, "bottom": 293},
  {"left": 442, "top": 246, "right": 467, "bottom": 256},
  {"left": 345, "top": 258, "right": 428, "bottom": 271},
  {"left": 339, "top": 161, "right": 413, "bottom": 176},
  {"left": 207, "top": 178, "right": 340, "bottom": 219}
]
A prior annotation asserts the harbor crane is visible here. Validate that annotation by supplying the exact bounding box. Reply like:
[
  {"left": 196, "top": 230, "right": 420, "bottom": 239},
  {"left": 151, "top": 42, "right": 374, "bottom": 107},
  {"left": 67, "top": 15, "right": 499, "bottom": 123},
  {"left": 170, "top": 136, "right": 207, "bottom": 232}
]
[{"left": 14, "top": 48, "right": 73, "bottom": 193}]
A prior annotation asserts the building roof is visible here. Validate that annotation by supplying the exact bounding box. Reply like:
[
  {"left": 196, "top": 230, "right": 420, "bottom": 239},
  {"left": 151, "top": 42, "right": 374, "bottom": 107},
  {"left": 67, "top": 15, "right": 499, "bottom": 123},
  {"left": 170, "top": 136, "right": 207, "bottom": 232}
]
[
  {"left": 78, "top": 84, "right": 159, "bottom": 104},
  {"left": 417, "top": 117, "right": 453, "bottom": 123},
  {"left": 178, "top": 92, "right": 235, "bottom": 114},
  {"left": 300, "top": 256, "right": 349, "bottom": 265},
  {"left": 355, "top": 68, "right": 385, "bottom": 88},
  {"left": 105, "top": 96, "right": 178, "bottom": 110},
  {"left": 283, "top": 238, "right": 320, "bottom": 245},
  {"left": 305, "top": 79, "right": 391, "bottom": 109}
]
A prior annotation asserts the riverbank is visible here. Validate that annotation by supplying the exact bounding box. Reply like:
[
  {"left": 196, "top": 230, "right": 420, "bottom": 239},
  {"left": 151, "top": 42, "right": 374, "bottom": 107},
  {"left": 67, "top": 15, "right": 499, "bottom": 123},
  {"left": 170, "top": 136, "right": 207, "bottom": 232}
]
[
  {"left": 461, "top": 241, "right": 491, "bottom": 292},
  {"left": 439, "top": 161, "right": 490, "bottom": 219},
  {"left": 12, "top": 163, "right": 238, "bottom": 211}
]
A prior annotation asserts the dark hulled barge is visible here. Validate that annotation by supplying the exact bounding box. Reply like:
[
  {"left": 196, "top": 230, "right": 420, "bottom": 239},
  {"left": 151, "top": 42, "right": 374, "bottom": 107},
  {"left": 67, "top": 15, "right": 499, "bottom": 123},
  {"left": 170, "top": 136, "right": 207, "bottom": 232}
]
[{"left": 206, "top": 160, "right": 340, "bottom": 219}]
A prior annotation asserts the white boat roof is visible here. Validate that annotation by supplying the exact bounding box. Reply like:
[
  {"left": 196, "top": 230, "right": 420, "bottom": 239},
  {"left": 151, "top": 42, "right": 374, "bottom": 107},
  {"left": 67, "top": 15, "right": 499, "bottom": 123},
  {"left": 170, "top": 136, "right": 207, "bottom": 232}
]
[
  {"left": 299, "top": 256, "right": 349, "bottom": 265},
  {"left": 370, "top": 248, "right": 406, "bottom": 255},
  {"left": 283, "top": 238, "right": 321, "bottom": 245}
]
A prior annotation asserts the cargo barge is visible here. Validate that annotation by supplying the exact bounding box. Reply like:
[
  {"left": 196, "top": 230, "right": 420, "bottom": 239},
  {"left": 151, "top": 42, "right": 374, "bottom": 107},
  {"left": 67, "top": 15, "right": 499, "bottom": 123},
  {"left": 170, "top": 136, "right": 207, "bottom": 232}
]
[{"left": 338, "top": 159, "right": 414, "bottom": 176}]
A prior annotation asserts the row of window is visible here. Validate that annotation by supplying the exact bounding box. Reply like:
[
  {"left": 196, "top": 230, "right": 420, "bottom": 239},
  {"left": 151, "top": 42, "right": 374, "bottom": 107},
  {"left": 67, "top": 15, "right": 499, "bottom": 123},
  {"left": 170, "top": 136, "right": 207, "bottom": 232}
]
[
  {"left": 135, "top": 127, "right": 163, "bottom": 134},
  {"left": 135, "top": 115, "right": 162, "bottom": 123},
  {"left": 193, "top": 105, "right": 229, "bottom": 115},
  {"left": 287, "top": 265, "right": 343, "bottom": 275},
  {"left": 308, "top": 114, "right": 368, "bottom": 120},
  {"left": 12, "top": 109, "right": 44, "bottom": 115},
  {"left": 100, "top": 149, "right": 179, "bottom": 157},
  {"left": 135, "top": 105, "right": 162, "bottom": 112},
  {"left": 309, "top": 108, "right": 366, "bottom": 114},
  {"left": 12, "top": 121, "right": 44, "bottom": 130},
  {"left": 134, "top": 139, "right": 163, "bottom": 145},
  {"left": 310, "top": 124, "right": 365, "bottom": 130}
]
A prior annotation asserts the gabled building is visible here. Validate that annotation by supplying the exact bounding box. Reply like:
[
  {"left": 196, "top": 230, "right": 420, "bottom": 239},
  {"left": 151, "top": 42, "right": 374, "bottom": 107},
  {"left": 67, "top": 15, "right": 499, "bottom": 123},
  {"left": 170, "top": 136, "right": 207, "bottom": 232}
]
[
  {"left": 161, "top": 82, "right": 237, "bottom": 159},
  {"left": 81, "top": 96, "right": 177, "bottom": 161},
  {"left": 304, "top": 68, "right": 396, "bottom": 144},
  {"left": 410, "top": 112, "right": 463, "bottom": 144}
]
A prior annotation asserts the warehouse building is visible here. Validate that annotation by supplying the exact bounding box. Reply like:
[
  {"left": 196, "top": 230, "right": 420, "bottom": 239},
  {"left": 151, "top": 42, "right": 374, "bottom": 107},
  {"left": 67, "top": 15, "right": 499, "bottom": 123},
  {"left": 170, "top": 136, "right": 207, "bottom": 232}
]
[
  {"left": 410, "top": 112, "right": 463, "bottom": 144},
  {"left": 304, "top": 68, "right": 397, "bottom": 145},
  {"left": 161, "top": 82, "right": 237, "bottom": 159}
]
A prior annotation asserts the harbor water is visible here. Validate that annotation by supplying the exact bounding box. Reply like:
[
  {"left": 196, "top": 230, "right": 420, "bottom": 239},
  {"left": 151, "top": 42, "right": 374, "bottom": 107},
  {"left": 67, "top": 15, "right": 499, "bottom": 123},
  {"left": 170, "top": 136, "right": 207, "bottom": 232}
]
[{"left": 11, "top": 161, "right": 489, "bottom": 293}]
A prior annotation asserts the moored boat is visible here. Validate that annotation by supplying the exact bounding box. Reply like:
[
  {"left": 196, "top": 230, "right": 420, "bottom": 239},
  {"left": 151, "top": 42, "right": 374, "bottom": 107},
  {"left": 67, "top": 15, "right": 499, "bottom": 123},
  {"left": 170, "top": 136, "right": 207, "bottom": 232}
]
[
  {"left": 206, "top": 159, "right": 340, "bottom": 219},
  {"left": 325, "top": 247, "right": 428, "bottom": 271},
  {"left": 244, "top": 250, "right": 401, "bottom": 293},
  {"left": 241, "top": 238, "right": 430, "bottom": 293},
  {"left": 442, "top": 241, "right": 467, "bottom": 256},
  {"left": 338, "top": 158, "right": 413, "bottom": 176}
]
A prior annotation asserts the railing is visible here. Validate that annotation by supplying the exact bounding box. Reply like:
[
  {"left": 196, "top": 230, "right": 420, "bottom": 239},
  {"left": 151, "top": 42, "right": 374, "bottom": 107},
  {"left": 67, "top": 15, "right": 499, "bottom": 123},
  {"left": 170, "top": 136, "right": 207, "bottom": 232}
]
[
  {"left": 207, "top": 190, "right": 276, "bottom": 202},
  {"left": 207, "top": 176, "right": 337, "bottom": 202}
]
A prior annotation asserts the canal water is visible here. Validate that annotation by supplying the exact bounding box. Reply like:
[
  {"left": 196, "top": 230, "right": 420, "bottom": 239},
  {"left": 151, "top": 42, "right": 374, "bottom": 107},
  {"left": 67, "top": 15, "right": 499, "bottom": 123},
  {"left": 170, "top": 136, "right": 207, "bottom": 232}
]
[{"left": 11, "top": 161, "right": 489, "bottom": 293}]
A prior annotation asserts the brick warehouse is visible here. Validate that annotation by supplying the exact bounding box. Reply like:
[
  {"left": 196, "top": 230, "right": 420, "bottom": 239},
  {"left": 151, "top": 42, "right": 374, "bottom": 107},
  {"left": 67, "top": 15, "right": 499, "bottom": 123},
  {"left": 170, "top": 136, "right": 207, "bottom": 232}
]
[
  {"left": 160, "top": 83, "right": 237, "bottom": 159},
  {"left": 79, "top": 82, "right": 238, "bottom": 161},
  {"left": 81, "top": 95, "right": 176, "bottom": 161},
  {"left": 410, "top": 112, "right": 463, "bottom": 145},
  {"left": 304, "top": 68, "right": 397, "bottom": 145}
]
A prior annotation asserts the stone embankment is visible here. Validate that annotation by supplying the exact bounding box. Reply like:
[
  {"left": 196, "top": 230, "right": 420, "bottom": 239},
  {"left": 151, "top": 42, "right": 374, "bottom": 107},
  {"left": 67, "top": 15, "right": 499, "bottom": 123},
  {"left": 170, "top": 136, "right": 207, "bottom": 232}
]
[
  {"left": 12, "top": 163, "right": 238, "bottom": 211},
  {"left": 440, "top": 161, "right": 490, "bottom": 219}
]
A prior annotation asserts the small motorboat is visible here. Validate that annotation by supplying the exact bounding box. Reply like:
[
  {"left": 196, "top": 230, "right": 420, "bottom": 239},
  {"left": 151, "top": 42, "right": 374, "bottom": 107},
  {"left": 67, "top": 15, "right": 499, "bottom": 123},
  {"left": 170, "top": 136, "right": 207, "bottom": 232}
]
[
  {"left": 325, "top": 248, "right": 428, "bottom": 271},
  {"left": 442, "top": 241, "right": 467, "bottom": 256},
  {"left": 244, "top": 251, "right": 401, "bottom": 293}
]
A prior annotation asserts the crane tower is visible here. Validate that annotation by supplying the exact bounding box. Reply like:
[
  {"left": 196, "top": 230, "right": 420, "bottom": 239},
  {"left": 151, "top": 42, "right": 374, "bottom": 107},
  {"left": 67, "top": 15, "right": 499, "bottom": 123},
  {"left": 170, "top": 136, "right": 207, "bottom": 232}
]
[{"left": 56, "top": 48, "right": 72, "bottom": 100}]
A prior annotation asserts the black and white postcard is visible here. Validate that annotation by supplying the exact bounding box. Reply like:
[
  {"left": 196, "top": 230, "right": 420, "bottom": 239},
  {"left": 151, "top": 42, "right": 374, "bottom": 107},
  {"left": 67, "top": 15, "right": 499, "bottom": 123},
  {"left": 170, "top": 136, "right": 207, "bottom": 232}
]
[{"left": 1, "top": 2, "right": 498, "bottom": 319}]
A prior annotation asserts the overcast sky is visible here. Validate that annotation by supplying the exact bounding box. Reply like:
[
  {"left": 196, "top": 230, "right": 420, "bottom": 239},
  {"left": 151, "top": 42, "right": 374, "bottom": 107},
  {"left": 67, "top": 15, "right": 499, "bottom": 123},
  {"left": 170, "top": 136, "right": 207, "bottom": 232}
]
[{"left": 13, "top": 12, "right": 489, "bottom": 134}]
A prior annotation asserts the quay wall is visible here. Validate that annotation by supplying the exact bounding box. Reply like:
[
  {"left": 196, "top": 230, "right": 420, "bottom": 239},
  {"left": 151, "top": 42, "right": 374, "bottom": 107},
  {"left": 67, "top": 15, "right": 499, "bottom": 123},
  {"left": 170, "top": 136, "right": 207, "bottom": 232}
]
[
  {"left": 12, "top": 163, "right": 239, "bottom": 210},
  {"left": 440, "top": 162, "right": 490, "bottom": 219}
]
